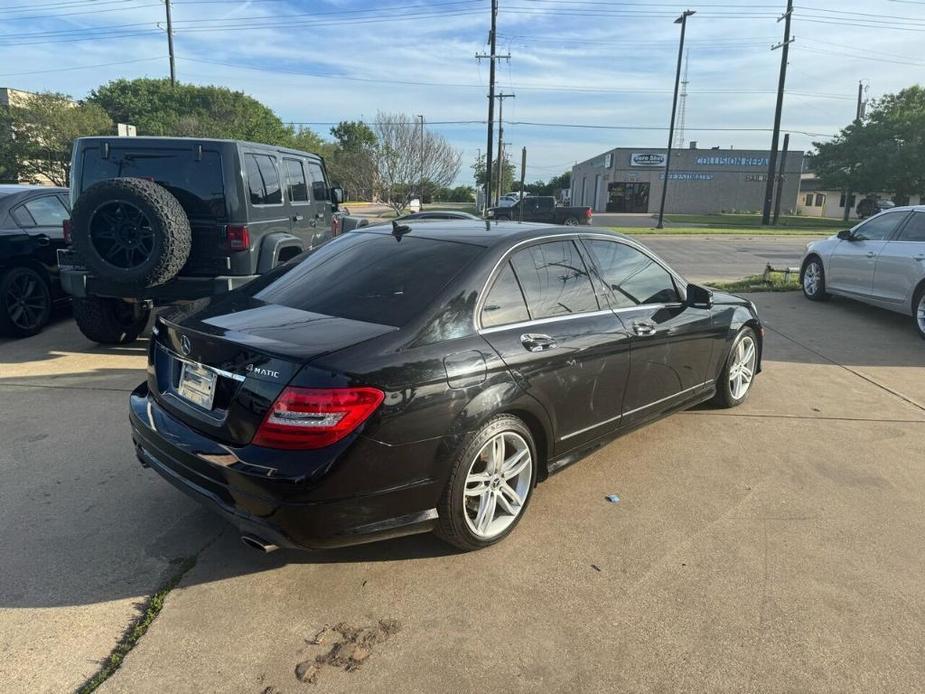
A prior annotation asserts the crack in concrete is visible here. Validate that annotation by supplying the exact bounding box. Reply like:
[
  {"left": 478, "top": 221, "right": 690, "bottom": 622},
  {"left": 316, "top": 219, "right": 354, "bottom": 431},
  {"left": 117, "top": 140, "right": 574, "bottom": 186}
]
[{"left": 682, "top": 411, "right": 925, "bottom": 424}]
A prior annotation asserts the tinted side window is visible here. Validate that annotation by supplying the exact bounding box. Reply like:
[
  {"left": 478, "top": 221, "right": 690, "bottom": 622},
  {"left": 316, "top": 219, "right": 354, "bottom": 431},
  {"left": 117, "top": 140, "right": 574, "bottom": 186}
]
[
  {"left": 585, "top": 240, "right": 679, "bottom": 306},
  {"left": 22, "top": 196, "right": 69, "bottom": 227},
  {"left": 897, "top": 212, "right": 925, "bottom": 242},
  {"left": 244, "top": 153, "right": 282, "bottom": 205},
  {"left": 854, "top": 212, "right": 904, "bottom": 241},
  {"left": 11, "top": 206, "right": 35, "bottom": 227},
  {"left": 307, "top": 161, "right": 328, "bottom": 201},
  {"left": 481, "top": 261, "right": 530, "bottom": 328},
  {"left": 284, "top": 159, "right": 308, "bottom": 203},
  {"left": 509, "top": 240, "right": 598, "bottom": 319}
]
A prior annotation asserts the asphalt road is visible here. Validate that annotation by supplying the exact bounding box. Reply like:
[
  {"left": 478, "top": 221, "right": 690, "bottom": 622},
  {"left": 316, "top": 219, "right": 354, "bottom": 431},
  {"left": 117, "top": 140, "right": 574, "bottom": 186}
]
[
  {"left": 626, "top": 234, "right": 818, "bottom": 284},
  {"left": 2, "top": 293, "right": 925, "bottom": 693}
]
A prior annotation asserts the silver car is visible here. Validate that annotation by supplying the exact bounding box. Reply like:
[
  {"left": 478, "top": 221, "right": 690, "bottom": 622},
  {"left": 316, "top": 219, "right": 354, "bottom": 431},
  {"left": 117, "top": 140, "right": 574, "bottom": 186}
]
[{"left": 801, "top": 206, "right": 925, "bottom": 338}]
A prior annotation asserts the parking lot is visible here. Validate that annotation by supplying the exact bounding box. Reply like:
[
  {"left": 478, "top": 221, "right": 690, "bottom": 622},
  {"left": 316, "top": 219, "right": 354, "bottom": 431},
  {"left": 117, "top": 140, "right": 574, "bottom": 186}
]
[{"left": 2, "top": 290, "right": 924, "bottom": 693}]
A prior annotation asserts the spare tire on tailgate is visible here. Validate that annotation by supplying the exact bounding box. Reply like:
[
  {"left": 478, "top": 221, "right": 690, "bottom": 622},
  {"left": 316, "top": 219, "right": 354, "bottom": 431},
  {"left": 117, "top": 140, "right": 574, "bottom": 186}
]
[{"left": 70, "top": 177, "right": 191, "bottom": 287}]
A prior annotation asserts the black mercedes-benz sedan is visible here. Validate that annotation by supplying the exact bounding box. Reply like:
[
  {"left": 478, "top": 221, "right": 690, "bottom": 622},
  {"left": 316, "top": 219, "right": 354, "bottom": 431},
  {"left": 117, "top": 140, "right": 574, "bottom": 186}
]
[{"left": 130, "top": 221, "right": 762, "bottom": 552}]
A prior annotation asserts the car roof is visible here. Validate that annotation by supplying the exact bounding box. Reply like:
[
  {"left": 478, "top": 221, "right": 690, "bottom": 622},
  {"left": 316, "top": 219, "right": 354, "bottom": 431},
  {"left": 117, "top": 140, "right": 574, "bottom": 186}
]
[
  {"left": 0, "top": 184, "right": 67, "bottom": 195},
  {"left": 355, "top": 219, "right": 630, "bottom": 248},
  {"left": 75, "top": 136, "right": 323, "bottom": 160}
]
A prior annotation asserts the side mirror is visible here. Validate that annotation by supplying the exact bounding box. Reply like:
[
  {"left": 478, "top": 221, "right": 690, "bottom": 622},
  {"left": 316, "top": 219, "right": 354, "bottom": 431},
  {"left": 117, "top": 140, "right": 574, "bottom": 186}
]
[
  {"left": 837, "top": 229, "right": 854, "bottom": 241},
  {"left": 330, "top": 186, "right": 345, "bottom": 206},
  {"left": 686, "top": 283, "right": 713, "bottom": 309}
]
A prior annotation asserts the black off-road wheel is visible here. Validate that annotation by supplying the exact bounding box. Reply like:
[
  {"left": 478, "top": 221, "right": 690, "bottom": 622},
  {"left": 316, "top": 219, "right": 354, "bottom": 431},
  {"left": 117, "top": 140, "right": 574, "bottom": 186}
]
[
  {"left": 70, "top": 177, "right": 191, "bottom": 288},
  {"left": 434, "top": 415, "right": 537, "bottom": 551},
  {"left": 72, "top": 296, "right": 151, "bottom": 345},
  {"left": 0, "top": 266, "right": 52, "bottom": 338}
]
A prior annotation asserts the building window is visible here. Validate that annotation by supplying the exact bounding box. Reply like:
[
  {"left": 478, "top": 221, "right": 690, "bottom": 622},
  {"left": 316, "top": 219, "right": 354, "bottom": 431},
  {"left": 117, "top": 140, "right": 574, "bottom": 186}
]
[
  {"left": 804, "top": 194, "right": 813, "bottom": 206},
  {"left": 814, "top": 193, "right": 825, "bottom": 207},
  {"left": 839, "top": 192, "right": 856, "bottom": 208}
]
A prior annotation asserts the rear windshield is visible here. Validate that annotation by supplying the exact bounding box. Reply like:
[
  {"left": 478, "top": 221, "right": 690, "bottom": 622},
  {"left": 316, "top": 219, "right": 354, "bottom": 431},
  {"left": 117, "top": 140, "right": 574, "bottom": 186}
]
[
  {"left": 80, "top": 146, "right": 225, "bottom": 219},
  {"left": 251, "top": 232, "right": 483, "bottom": 327}
]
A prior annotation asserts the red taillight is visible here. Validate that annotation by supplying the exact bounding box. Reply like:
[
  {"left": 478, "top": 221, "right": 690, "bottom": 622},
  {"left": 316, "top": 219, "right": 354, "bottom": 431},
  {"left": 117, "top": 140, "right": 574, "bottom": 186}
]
[
  {"left": 225, "top": 224, "right": 250, "bottom": 252},
  {"left": 252, "top": 386, "right": 385, "bottom": 450},
  {"left": 584, "top": 208, "right": 592, "bottom": 218},
  {"left": 63, "top": 219, "right": 72, "bottom": 244}
]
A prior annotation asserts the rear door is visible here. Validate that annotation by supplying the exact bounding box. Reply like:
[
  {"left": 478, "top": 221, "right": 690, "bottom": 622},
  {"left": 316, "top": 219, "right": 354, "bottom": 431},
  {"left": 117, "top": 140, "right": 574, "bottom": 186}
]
[
  {"left": 581, "top": 237, "right": 716, "bottom": 427},
  {"left": 828, "top": 211, "right": 908, "bottom": 296},
  {"left": 871, "top": 211, "right": 925, "bottom": 306},
  {"left": 478, "top": 238, "right": 631, "bottom": 452},
  {"left": 242, "top": 150, "right": 291, "bottom": 253},
  {"left": 10, "top": 193, "right": 70, "bottom": 273},
  {"left": 306, "top": 159, "right": 334, "bottom": 247}
]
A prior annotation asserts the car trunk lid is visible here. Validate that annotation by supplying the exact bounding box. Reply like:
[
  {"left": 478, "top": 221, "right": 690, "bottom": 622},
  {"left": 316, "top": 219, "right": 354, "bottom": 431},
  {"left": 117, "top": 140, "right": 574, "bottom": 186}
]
[{"left": 151, "top": 301, "right": 397, "bottom": 446}]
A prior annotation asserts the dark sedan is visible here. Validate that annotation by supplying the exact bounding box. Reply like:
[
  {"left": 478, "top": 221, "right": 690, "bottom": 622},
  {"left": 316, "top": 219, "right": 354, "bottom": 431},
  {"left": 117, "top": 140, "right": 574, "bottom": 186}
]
[
  {"left": 130, "top": 221, "right": 762, "bottom": 552},
  {"left": 0, "top": 185, "right": 70, "bottom": 337},
  {"left": 395, "top": 210, "right": 481, "bottom": 222}
]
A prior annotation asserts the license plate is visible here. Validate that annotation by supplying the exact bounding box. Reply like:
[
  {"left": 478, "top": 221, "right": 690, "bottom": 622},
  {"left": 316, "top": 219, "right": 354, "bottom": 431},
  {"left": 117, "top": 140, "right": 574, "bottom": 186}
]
[{"left": 177, "top": 362, "right": 217, "bottom": 410}]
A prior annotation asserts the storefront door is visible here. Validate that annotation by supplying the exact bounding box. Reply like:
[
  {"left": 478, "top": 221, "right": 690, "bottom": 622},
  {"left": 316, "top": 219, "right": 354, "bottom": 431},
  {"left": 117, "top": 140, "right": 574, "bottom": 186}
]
[{"left": 607, "top": 182, "right": 650, "bottom": 213}]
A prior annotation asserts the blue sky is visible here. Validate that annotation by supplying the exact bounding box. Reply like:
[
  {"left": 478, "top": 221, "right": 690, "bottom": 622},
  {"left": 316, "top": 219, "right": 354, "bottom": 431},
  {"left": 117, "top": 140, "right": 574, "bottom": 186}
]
[{"left": 2, "top": 0, "right": 924, "bottom": 185}]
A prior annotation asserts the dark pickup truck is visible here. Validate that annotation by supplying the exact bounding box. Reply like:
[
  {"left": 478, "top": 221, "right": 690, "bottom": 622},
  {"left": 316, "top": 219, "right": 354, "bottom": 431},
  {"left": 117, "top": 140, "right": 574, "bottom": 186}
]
[{"left": 489, "top": 196, "right": 592, "bottom": 226}]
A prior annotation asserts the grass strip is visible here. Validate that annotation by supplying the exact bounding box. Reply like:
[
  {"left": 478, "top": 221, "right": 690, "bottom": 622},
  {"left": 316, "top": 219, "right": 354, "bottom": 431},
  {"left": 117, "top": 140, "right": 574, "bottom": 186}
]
[
  {"left": 708, "top": 273, "right": 801, "bottom": 293},
  {"left": 77, "top": 556, "right": 197, "bottom": 693}
]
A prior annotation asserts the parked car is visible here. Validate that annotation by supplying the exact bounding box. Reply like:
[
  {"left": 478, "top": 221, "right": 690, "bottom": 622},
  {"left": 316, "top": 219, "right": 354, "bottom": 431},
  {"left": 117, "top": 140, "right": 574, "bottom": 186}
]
[
  {"left": 489, "top": 196, "right": 593, "bottom": 225},
  {"left": 130, "top": 220, "right": 762, "bottom": 552},
  {"left": 59, "top": 136, "right": 344, "bottom": 344},
  {"left": 394, "top": 210, "right": 481, "bottom": 223},
  {"left": 801, "top": 206, "right": 925, "bottom": 338},
  {"left": 0, "top": 184, "right": 70, "bottom": 337},
  {"left": 497, "top": 195, "right": 519, "bottom": 208}
]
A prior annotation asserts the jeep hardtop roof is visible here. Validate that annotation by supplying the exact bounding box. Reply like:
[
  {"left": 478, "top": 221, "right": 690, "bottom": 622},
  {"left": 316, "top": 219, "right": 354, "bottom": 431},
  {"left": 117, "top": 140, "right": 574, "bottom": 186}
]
[{"left": 74, "top": 136, "right": 324, "bottom": 160}]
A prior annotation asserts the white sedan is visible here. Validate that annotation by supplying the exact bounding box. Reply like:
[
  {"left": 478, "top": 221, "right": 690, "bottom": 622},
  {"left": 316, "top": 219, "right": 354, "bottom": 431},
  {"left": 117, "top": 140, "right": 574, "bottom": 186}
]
[{"left": 801, "top": 206, "right": 925, "bottom": 338}]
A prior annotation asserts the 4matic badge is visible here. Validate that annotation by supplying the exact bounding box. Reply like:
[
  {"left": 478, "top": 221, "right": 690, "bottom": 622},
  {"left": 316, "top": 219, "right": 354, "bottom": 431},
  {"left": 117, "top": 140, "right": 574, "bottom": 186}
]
[{"left": 246, "top": 363, "right": 280, "bottom": 379}]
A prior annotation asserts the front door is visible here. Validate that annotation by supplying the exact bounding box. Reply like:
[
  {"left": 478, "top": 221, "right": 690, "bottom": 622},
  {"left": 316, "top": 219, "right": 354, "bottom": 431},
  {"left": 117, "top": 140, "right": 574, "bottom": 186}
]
[
  {"left": 828, "top": 211, "right": 908, "bottom": 296},
  {"left": 580, "top": 237, "right": 716, "bottom": 428},
  {"left": 607, "top": 182, "right": 650, "bottom": 213},
  {"left": 478, "top": 239, "right": 631, "bottom": 452},
  {"left": 871, "top": 211, "right": 925, "bottom": 305}
]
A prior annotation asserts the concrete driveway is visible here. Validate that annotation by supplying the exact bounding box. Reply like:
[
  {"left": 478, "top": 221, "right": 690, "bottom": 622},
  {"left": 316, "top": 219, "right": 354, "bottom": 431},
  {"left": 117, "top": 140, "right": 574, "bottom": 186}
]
[{"left": 1, "top": 292, "right": 924, "bottom": 693}]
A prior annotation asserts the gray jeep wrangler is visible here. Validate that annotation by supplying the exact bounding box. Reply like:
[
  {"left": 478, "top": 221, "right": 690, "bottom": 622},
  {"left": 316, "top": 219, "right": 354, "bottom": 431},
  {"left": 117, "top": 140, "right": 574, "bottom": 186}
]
[{"left": 60, "top": 136, "right": 344, "bottom": 344}]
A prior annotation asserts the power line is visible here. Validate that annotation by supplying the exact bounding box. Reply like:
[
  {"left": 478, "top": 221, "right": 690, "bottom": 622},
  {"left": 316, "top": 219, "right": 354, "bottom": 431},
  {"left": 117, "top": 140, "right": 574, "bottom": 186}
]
[{"left": 0, "top": 56, "right": 164, "bottom": 78}]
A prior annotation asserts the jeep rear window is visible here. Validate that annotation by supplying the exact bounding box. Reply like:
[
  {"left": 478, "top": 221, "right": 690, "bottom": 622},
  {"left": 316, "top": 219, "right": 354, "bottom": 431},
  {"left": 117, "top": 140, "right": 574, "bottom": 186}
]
[
  {"left": 250, "top": 232, "right": 483, "bottom": 327},
  {"left": 80, "top": 147, "right": 225, "bottom": 219}
]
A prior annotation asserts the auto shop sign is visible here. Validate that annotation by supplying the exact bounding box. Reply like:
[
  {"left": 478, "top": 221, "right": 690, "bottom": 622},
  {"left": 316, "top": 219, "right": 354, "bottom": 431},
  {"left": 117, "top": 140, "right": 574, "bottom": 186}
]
[{"left": 630, "top": 152, "right": 667, "bottom": 167}]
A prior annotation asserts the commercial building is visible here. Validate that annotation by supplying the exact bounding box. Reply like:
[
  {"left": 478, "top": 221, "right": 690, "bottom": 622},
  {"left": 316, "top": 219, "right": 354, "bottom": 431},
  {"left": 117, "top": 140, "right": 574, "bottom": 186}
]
[{"left": 571, "top": 145, "right": 804, "bottom": 215}]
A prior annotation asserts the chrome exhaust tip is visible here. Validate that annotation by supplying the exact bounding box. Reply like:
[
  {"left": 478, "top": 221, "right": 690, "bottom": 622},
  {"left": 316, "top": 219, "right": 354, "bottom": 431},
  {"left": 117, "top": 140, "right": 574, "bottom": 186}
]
[{"left": 240, "top": 534, "right": 279, "bottom": 553}]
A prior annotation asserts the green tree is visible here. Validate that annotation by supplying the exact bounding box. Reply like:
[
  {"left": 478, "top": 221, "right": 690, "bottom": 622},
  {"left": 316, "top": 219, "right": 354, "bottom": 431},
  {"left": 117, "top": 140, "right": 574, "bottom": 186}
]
[
  {"left": 88, "top": 78, "right": 322, "bottom": 151},
  {"left": 326, "top": 120, "right": 377, "bottom": 201},
  {"left": 472, "top": 152, "right": 515, "bottom": 197},
  {"left": 813, "top": 85, "right": 925, "bottom": 202},
  {"left": 330, "top": 120, "right": 376, "bottom": 151},
  {"left": 1, "top": 92, "right": 112, "bottom": 186}
]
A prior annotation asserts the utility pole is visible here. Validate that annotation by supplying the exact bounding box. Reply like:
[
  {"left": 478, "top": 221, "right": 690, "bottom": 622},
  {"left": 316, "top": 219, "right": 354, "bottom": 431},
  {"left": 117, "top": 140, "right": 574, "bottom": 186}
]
[
  {"left": 495, "top": 92, "right": 515, "bottom": 205},
  {"left": 761, "top": 0, "right": 794, "bottom": 225},
  {"left": 656, "top": 10, "right": 695, "bottom": 229},
  {"left": 519, "top": 147, "right": 527, "bottom": 223},
  {"left": 164, "top": 0, "right": 176, "bottom": 85},
  {"left": 475, "top": 0, "right": 509, "bottom": 216},
  {"left": 772, "top": 132, "right": 789, "bottom": 225},
  {"left": 856, "top": 79, "right": 868, "bottom": 121},
  {"left": 417, "top": 114, "right": 424, "bottom": 207}
]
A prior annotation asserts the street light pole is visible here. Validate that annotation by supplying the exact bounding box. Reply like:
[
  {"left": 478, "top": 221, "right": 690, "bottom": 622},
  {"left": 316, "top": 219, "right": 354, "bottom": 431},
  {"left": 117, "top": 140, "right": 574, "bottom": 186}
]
[
  {"left": 656, "top": 9, "right": 694, "bottom": 229},
  {"left": 417, "top": 114, "right": 424, "bottom": 208}
]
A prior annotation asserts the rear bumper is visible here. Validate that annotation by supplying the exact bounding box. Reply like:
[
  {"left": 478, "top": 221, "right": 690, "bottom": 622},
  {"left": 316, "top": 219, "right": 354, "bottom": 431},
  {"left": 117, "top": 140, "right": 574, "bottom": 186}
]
[
  {"left": 128, "top": 382, "right": 442, "bottom": 550},
  {"left": 59, "top": 255, "right": 258, "bottom": 302}
]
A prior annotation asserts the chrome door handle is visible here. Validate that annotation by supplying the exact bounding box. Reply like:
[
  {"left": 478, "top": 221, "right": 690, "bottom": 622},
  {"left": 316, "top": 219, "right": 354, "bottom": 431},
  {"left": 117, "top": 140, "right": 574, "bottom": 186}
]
[
  {"left": 632, "top": 320, "right": 656, "bottom": 336},
  {"left": 520, "top": 333, "right": 558, "bottom": 352},
  {"left": 293, "top": 214, "right": 304, "bottom": 222},
  {"left": 866, "top": 251, "right": 876, "bottom": 257}
]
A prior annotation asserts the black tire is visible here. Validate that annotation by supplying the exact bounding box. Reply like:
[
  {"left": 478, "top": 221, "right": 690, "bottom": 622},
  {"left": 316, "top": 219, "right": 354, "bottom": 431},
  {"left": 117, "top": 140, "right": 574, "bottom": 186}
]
[
  {"left": 563, "top": 216, "right": 580, "bottom": 226},
  {"left": 711, "top": 327, "right": 759, "bottom": 409},
  {"left": 70, "top": 177, "right": 191, "bottom": 288},
  {"left": 913, "top": 284, "right": 925, "bottom": 340},
  {"left": 434, "top": 415, "right": 538, "bottom": 551},
  {"left": 72, "top": 296, "right": 151, "bottom": 345},
  {"left": 0, "top": 266, "right": 52, "bottom": 338},
  {"left": 801, "top": 256, "right": 830, "bottom": 301}
]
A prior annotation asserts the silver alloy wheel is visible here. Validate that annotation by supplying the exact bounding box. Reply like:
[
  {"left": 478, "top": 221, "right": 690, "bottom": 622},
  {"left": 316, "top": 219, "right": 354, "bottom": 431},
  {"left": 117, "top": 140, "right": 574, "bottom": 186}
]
[
  {"left": 803, "top": 261, "right": 821, "bottom": 296},
  {"left": 917, "top": 294, "right": 925, "bottom": 334},
  {"left": 564, "top": 217, "right": 579, "bottom": 226},
  {"left": 729, "top": 335, "right": 757, "bottom": 400},
  {"left": 463, "top": 431, "right": 532, "bottom": 539}
]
